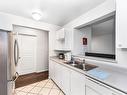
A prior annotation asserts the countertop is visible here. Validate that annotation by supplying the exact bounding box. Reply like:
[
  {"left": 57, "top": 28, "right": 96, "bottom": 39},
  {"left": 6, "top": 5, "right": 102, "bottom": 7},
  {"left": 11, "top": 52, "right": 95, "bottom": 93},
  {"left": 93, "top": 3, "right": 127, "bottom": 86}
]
[{"left": 50, "top": 56, "right": 127, "bottom": 94}]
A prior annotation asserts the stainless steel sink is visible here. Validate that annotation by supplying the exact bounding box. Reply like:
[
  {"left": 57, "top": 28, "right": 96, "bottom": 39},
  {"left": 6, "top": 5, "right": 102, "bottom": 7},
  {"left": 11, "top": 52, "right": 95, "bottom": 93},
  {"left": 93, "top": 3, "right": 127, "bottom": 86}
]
[{"left": 65, "top": 61, "right": 98, "bottom": 71}]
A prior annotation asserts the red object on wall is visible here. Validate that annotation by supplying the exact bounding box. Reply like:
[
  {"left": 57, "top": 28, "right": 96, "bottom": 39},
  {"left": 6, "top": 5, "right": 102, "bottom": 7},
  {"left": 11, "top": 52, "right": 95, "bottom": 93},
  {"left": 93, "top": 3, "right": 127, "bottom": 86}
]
[{"left": 83, "top": 37, "right": 87, "bottom": 45}]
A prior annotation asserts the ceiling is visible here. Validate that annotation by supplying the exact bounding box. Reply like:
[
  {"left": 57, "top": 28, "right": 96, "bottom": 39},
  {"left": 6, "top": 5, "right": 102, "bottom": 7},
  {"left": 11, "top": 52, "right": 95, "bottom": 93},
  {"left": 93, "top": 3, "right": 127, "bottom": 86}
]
[{"left": 0, "top": 0, "right": 106, "bottom": 26}]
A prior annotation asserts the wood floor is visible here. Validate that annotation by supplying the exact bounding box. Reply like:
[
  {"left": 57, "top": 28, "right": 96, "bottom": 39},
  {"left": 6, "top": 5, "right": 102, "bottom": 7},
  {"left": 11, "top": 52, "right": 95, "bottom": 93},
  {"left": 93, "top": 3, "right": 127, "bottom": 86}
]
[{"left": 15, "top": 71, "right": 48, "bottom": 88}]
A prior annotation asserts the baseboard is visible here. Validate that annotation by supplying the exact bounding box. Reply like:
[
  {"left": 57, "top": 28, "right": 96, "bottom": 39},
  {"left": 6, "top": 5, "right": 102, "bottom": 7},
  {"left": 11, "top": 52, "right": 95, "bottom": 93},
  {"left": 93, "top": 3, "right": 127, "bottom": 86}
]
[{"left": 35, "top": 69, "right": 48, "bottom": 73}]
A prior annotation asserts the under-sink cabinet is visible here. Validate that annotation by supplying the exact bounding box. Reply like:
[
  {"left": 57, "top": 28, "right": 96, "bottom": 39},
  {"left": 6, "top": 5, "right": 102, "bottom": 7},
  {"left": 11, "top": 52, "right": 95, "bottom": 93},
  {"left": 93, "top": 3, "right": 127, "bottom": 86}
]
[
  {"left": 49, "top": 60, "right": 71, "bottom": 95},
  {"left": 70, "top": 70, "right": 85, "bottom": 95},
  {"left": 49, "top": 60, "right": 86, "bottom": 95}
]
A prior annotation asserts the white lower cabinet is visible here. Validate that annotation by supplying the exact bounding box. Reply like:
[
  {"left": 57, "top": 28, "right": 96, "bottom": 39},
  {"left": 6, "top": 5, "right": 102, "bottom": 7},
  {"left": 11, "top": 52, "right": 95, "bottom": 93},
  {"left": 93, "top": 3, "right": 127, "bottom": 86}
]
[
  {"left": 85, "top": 77, "right": 126, "bottom": 95},
  {"left": 49, "top": 60, "right": 55, "bottom": 80},
  {"left": 49, "top": 60, "right": 85, "bottom": 95},
  {"left": 70, "top": 70, "right": 85, "bottom": 95},
  {"left": 54, "top": 63, "right": 62, "bottom": 87},
  {"left": 86, "top": 86, "right": 101, "bottom": 95},
  {"left": 49, "top": 60, "right": 126, "bottom": 95},
  {"left": 61, "top": 66, "right": 71, "bottom": 95},
  {"left": 49, "top": 60, "right": 71, "bottom": 95}
]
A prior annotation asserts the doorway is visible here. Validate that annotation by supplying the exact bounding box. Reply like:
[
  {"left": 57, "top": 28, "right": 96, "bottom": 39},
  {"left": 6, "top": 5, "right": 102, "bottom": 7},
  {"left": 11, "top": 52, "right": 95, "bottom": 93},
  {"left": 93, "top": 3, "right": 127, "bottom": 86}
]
[{"left": 13, "top": 25, "right": 49, "bottom": 88}]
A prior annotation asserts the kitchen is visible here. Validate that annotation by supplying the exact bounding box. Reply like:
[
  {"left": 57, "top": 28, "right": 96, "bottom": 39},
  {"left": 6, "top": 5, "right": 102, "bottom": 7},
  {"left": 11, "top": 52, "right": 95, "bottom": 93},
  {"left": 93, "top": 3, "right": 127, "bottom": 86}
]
[{"left": 0, "top": 0, "right": 127, "bottom": 95}]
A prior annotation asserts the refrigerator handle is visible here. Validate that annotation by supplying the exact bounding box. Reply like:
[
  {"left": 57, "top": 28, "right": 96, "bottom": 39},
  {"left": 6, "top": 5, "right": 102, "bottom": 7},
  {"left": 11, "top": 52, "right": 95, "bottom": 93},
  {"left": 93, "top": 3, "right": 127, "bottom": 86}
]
[
  {"left": 8, "top": 72, "right": 19, "bottom": 82},
  {"left": 13, "top": 72, "right": 19, "bottom": 82},
  {"left": 14, "top": 39, "right": 19, "bottom": 66}
]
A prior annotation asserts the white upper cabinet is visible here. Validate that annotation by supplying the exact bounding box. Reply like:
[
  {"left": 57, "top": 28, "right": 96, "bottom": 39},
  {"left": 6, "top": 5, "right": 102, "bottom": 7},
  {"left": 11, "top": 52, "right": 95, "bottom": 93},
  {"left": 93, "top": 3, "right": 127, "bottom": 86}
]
[
  {"left": 56, "top": 28, "right": 65, "bottom": 40},
  {"left": 55, "top": 28, "right": 72, "bottom": 50},
  {"left": 116, "top": 0, "right": 127, "bottom": 48}
]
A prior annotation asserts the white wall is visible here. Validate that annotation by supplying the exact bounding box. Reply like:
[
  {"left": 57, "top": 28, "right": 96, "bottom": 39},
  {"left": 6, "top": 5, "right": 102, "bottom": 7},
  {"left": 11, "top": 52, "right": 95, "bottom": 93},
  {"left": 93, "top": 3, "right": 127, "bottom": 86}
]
[
  {"left": 73, "top": 27, "right": 92, "bottom": 55},
  {"left": 36, "top": 29, "right": 49, "bottom": 72},
  {"left": 63, "top": 0, "right": 115, "bottom": 28},
  {"left": 63, "top": 0, "right": 127, "bottom": 68},
  {"left": 63, "top": 0, "right": 115, "bottom": 52},
  {"left": 64, "top": 0, "right": 116, "bottom": 52},
  {"left": 91, "top": 18, "right": 115, "bottom": 54},
  {"left": 73, "top": 18, "right": 115, "bottom": 56},
  {"left": 0, "top": 12, "right": 61, "bottom": 56},
  {"left": 91, "top": 33, "right": 114, "bottom": 54}
]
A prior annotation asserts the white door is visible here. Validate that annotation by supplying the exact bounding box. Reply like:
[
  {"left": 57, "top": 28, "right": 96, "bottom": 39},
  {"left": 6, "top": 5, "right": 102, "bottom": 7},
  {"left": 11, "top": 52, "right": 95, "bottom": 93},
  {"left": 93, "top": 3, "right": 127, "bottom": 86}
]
[{"left": 17, "top": 35, "right": 36, "bottom": 75}]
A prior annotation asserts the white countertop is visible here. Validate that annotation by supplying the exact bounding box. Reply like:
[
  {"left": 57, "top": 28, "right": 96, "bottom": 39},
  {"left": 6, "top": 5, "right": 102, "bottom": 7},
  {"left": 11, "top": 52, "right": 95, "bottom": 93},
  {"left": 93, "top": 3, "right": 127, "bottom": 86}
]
[{"left": 50, "top": 56, "right": 127, "bottom": 94}]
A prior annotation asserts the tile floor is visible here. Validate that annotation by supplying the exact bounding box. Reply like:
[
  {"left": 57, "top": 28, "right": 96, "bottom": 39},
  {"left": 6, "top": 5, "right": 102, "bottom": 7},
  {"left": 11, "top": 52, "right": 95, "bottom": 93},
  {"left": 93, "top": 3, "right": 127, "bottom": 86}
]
[{"left": 14, "top": 79, "right": 65, "bottom": 95}]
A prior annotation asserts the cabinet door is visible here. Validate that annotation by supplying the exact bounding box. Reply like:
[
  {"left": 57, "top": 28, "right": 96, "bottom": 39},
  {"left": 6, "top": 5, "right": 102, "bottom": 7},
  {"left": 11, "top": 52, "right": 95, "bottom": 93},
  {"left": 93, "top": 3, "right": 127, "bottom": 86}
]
[
  {"left": 54, "top": 63, "right": 62, "bottom": 87},
  {"left": 61, "top": 66, "right": 71, "bottom": 95},
  {"left": 49, "top": 60, "right": 55, "bottom": 80},
  {"left": 70, "top": 70, "right": 85, "bottom": 95},
  {"left": 59, "top": 28, "right": 65, "bottom": 39},
  {"left": 85, "top": 85, "right": 101, "bottom": 95},
  {"left": 85, "top": 77, "right": 126, "bottom": 95},
  {"left": 116, "top": 0, "right": 127, "bottom": 48},
  {"left": 56, "top": 28, "right": 65, "bottom": 40}
]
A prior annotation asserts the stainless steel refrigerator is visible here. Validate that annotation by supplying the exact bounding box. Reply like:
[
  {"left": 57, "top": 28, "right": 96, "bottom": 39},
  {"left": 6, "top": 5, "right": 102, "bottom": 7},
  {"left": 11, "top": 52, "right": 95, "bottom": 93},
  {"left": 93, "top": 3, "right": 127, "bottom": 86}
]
[{"left": 0, "top": 29, "right": 19, "bottom": 95}]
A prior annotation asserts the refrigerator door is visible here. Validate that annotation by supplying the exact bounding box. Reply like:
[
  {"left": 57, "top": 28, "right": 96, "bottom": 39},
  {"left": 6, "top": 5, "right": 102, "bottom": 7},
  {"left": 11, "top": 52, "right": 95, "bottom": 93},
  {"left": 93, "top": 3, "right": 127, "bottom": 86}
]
[
  {"left": 0, "top": 30, "right": 8, "bottom": 95},
  {"left": 7, "top": 32, "right": 19, "bottom": 95},
  {"left": 0, "top": 30, "right": 19, "bottom": 95}
]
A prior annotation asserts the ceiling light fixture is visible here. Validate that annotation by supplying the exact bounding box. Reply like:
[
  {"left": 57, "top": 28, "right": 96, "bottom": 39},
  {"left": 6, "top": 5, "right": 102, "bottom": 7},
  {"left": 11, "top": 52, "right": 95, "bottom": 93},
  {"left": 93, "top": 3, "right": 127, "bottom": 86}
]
[{"left": 32, "top": 11, "right": 42, "bottom": 21}]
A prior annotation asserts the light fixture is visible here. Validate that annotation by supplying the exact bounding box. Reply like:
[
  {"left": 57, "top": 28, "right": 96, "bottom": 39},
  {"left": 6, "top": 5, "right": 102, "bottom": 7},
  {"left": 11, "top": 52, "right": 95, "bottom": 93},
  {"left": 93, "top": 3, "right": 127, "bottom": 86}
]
[{"left": 32, "top": 11, "right": 42, "bottom": 21}]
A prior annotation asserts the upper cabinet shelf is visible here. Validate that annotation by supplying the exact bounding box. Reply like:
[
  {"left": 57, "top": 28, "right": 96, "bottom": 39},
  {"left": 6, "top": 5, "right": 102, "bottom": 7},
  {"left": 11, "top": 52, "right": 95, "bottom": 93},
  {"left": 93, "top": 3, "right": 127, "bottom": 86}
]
[{"left": 56, "top": 28, "right": 65, "bottom": 40}]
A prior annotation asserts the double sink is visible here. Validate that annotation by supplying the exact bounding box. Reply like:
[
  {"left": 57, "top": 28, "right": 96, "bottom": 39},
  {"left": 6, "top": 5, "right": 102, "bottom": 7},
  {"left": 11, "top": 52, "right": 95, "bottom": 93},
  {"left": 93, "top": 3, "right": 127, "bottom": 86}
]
[{"left": 65, "top": 61, "right": 98, "bottom": 71}]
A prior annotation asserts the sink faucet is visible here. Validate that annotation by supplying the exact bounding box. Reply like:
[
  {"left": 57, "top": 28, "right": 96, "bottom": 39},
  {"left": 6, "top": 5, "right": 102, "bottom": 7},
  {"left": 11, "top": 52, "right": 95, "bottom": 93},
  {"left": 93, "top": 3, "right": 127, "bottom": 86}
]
[
  {"left": 82, "top": 59, "right": 86, "bottom": 70},
  {"left": 71, "top": 55, "right": 74, "bottom": 60},
  {"left": 71, "top": 55, "right": 75, "bottom": 64}
]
